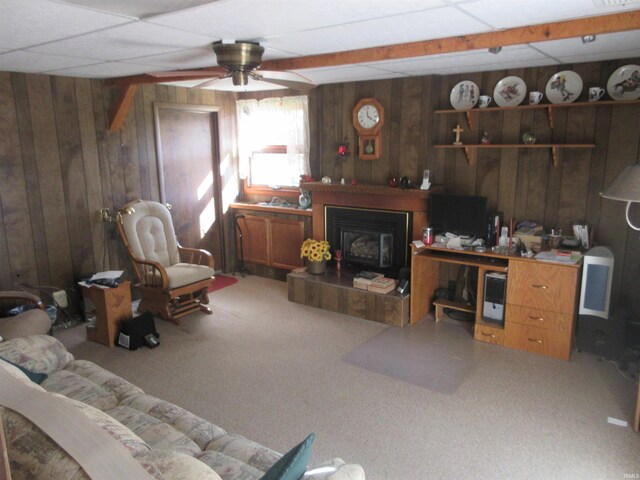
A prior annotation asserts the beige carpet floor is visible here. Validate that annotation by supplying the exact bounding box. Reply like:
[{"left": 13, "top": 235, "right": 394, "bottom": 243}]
[{"left": 55, "top": 275, "right": 640, "bottom": 480}]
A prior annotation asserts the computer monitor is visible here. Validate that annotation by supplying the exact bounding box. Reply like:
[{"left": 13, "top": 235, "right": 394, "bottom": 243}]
[{"left": 429, "top": 193, "right": 487, "bottom": 238}]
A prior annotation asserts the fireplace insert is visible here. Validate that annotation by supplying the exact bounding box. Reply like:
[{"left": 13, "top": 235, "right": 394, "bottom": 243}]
[{"left": 325, "top": 206, "right": 411, "bottom": 278}]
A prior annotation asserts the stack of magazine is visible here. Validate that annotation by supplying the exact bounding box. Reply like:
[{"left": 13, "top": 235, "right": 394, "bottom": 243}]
[{"left": 353, "top": 271, "right": 397, "bottom": 294}]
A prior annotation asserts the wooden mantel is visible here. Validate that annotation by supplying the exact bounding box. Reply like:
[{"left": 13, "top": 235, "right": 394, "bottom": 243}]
[{"left": 303, "top": 182, "right": 444, "bottom": 241}]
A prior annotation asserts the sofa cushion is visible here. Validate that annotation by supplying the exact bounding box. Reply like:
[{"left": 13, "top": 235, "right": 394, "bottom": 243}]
[
  {"left": 0, "top": 308, "right": 51, "bottom": 340},
  {"left": 42, "top": 369, "right": 119, "bottom": 411},
  {"left": 0, "top": 334, "right": 73, "bottom": 374},
  {"left": 64, "top": 359, "right": 144, "bottom": 402},
  {"left": 135, "top": 450, "right": 222, "bottom": 480},
  {"left": 106, "top": 405, "right": 203, "bottom": 457},
  {"left": 204, "top": 434, "right": 280, "bottom": 473},
  {"left": 121, "top": 393, "right": 226, "bottom": 449},
  {"left": 260, "top": 433, "right": 314, "bottom": 480},
  {"left": 195, "top": 450, "right": 268, "bottom": 480}
]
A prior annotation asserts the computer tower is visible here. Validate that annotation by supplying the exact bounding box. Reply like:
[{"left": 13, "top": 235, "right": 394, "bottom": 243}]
[{"left": 483, "top": 272, "right": 507, "bottom": 324}]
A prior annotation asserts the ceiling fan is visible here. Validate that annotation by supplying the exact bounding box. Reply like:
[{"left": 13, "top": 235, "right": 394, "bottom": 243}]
[{"left": 149, "top": 41, "right": 315, "bottom": 92}]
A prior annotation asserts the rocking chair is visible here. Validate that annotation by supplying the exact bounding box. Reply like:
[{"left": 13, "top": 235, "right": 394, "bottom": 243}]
[{"left": 116, "top": 200, "right": 215, "bottom": 324}]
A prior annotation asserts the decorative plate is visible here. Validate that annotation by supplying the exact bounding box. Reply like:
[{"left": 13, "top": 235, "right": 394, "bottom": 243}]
[
  {"left": 545, "top": 70, "right": 583, "bottom": 104},
  {"left": 449, "top": 80, "right": 479, "bottom": 110},
  {"left": 493, "top": 76, "right": 526, "bottom": 107},
  {"left": 606, "top": 64, "right": 640, "bottom": 101}
]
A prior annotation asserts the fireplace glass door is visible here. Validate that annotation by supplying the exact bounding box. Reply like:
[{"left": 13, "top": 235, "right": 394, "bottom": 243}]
[{"left": 342, "top": 230, "right": 392, "bottom": 268}]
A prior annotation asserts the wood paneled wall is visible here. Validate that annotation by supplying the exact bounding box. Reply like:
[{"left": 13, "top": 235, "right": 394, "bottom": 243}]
[
  {"left": 2, "top": 56, "right": 639, "bottom": 321},
  {"left": 0, "top": 72, "right": 238, "bottom": 298},
  {"left": 309, "top": 58, "right": 640, "bottom": 315}
]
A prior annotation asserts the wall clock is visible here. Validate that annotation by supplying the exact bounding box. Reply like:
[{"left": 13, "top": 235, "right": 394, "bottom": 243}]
[{"left": 352, "top": 98, "right": 384, "bottom": 160}]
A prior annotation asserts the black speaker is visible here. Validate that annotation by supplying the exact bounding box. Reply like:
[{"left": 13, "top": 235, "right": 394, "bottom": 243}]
[{"left": 576, "top": 306, "right": 629, "bottom": 360}]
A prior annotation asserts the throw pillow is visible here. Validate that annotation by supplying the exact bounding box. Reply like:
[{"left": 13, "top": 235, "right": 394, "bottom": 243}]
[
  {"left": 0, "top": 357, "right": 48, "bottom": 384},
  {"left": 260, "top": 433, "right": 315, "bottom": 480}
]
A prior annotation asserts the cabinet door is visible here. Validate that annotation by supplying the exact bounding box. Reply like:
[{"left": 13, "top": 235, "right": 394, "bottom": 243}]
[
  {"left": 238, "top": 216, "right": 269, "bottom": 265},
  {"left": 270, "top": 218, "right": 305, "bottom": 269}
]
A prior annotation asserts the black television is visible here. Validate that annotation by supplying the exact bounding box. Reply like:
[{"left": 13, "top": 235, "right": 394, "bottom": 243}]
[{"left": 429, "top": 194, "right": 487, "bottom": 238}]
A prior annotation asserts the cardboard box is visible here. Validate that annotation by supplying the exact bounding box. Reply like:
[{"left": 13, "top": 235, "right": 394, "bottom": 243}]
[{"left": 514, "top": 232, "right": 543, "bottom": 249}]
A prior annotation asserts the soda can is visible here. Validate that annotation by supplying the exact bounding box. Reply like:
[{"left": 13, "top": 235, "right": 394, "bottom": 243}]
[{"left": 423, "top": 227, "right": 434, "bottom": 246}]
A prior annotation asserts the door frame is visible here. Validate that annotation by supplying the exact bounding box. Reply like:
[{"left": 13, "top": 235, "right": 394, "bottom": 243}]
[{"left": 153, "top": 103, "right": 225, "bottom": 270}]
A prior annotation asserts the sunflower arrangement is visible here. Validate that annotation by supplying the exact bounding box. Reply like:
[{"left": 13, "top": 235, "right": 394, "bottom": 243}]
[{"left": 300, "top": 238, "right": 332, "bottom": 262}]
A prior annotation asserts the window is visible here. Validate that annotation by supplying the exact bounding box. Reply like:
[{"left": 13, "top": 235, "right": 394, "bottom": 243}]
[{"left": 236, "top": 96, "right": 310, "bottom": 188}]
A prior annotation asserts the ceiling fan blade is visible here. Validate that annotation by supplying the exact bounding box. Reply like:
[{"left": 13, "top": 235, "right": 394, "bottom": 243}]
[
  {"left": 148, "top": 70, "right": 222, "bottom": 78},
  {"left": 252, "top": 71, "right": 316, "bottom": 92},
  {"left": 193, "top": 76, "right": 227, "bottom": 89}
]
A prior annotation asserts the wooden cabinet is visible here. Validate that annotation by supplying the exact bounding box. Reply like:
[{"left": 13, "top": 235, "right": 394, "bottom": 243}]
[
  {"left": 237, "top": 214, "right": 306, "bottom": 270},
  {"left": 505, "top": 259, "right": 580, "bottom": 360},
  {"left": 83, "top": 281, "right": 132, "bottom": 347}
]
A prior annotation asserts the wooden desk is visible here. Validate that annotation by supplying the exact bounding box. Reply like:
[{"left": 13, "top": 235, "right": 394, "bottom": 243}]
[
  {"left": 83, "top": 281, "right": 132, "bottom": 347},
  {"left": 410, "top": 246, "right": 582, "bottom": 360}
]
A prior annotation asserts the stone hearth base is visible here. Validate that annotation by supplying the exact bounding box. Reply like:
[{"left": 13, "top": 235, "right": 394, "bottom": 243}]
[{"left": 287, "top": 268, "right": 409, "bottom": 327}]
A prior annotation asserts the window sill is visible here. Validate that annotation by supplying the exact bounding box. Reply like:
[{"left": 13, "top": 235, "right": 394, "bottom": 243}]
[{"left": 243, "top": 180, "right": 301, "bottom": 199}]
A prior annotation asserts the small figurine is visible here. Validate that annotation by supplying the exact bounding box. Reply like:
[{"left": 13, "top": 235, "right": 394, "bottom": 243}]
[
  {"left": 351, "top": 178, "right": 358, "bottom": 185},
  {"left": 481, "top": 131, "right": 491, "bottom": 144},
  {"left": 335, "top": 250, "right": 342, "bottom": 276}
]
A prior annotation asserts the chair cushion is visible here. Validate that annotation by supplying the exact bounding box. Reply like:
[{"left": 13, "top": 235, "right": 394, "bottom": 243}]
[
  {"left": 166, "top": 263, "right": 215, "bottom": 289},
  {"left": 121, "top": 201, "right": 180, "bottom": 267},
  {"left": 0, "top": 308, "right": 51, "bottom": 340}
]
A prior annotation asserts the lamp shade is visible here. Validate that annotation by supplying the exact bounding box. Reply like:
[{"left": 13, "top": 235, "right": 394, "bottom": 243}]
[{"left": 600, "top": 165, "right": 640, "bottom": 202}]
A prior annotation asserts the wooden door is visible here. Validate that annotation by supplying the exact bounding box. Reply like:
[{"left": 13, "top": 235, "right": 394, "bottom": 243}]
[{"left": 154, "top": 104, "right": 224, "bottom": 270}]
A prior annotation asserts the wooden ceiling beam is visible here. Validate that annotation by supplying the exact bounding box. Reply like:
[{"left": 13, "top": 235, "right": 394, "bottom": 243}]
[
  {"left": 261, "top": 11, "right": 640, "bottom": 71},
  {"left": 108, "top": 84, "right": 138, "bottom": 131}
]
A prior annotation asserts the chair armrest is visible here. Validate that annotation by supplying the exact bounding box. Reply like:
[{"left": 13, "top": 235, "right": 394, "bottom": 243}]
[
  {"left": 131, "top": 258, "right": 170, "bottom": 290},
  {"left": 178, "top": 246, "right": 215, "bottom": 269},
  {"left": 0, "top": 291, "right": 45, "bottom": 311}
]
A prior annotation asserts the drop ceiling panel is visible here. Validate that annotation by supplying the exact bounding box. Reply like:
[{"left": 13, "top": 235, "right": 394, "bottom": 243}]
[
  {"left": 265, "top": 6, "right": 491, "bottom": 56},
  {"left": 0, "top": 50, "right": 98, "bottom": 73},
  {"left": 0, "top": 0, "right": 133, "bottom": 50},
  {"left": 60, "top": 0, "right": 216, "bottom": 18},
  {"left": 531, "top": 30, "right": 640, "bottom": 58},
  {"left": 295, "top": 65, "right": 408, "bottom": 84},
  {"left": 552, "top": 50, "right": 640, "bottom": 65},
  {"left": 367, "top": 45, "right": 552, "bottom": 74},
  {"left": 146, "top": 0, "right": 447, "bottom": 40},
  {"left": 457, "top": 0, "right": 640, "bottom": 29},
  {"left": 28, "top": 21, "right": 220, "bottom": 62}
]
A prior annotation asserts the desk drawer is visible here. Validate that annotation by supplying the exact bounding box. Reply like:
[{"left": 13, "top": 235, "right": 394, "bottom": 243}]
[
  {"left": 474, "top": 323, "right": 505, "bottom": 345},
  {"left": 506, "top": 304, "right": 573, "bottom": 333},
  {"left": 507, "top": 260, "right": 578, "bottom": 314},
  {"left": 505, "top": 322, "right": 572, "bottom": 360}
]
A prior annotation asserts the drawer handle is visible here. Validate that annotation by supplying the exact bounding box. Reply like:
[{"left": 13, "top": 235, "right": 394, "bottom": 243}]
[
  {"left": 481, "top": 332, "right": 496, "bottom": 338},
  {"left": 528, "top": 315, "right": 545, "bottom": 321},
  {"left": 532, "top": 284, "right": 548, "bottom": 289},
  {"left": 528, "top": 338, "right": 543, "bottom": 344}
]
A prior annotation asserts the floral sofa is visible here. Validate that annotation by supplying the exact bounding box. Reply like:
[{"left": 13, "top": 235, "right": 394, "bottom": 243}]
[{"left": 0, "top": 335, "right": 365, "bottom": 480}]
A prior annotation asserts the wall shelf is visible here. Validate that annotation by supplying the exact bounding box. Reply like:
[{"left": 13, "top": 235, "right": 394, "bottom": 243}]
[
  {"left": 435, "top": 99, "right": 640, "bottom": 129},
  {"left": 433, "top": 143, "right": 595, "bottom": 167}
]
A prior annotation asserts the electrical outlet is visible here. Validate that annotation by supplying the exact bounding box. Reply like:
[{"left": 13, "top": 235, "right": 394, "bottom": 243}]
[{"left": 52, "top": 290, "right": 68, "bottom": 309}]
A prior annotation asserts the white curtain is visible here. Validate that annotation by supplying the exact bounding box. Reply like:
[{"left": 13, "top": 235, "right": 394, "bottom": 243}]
[{"left": 236, "top": 95, "right": 310, "bottom": 181}]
